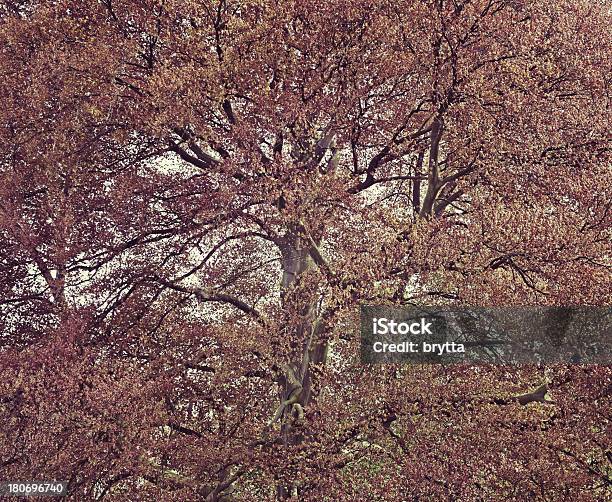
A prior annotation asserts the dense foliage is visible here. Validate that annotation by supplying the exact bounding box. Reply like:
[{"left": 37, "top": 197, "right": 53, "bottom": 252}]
[{"left": 0, "top": 0, "right": 610, "bottom": 499}]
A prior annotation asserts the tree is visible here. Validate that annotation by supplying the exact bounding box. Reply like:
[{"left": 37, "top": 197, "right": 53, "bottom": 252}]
[{"left": 0, "top": 0, "right": 610, "bottom": 499}]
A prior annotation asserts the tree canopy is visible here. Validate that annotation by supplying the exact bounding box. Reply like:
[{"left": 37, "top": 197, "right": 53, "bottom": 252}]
[{"left": 0, "top": 0, "right": 610, "bottom": 500}]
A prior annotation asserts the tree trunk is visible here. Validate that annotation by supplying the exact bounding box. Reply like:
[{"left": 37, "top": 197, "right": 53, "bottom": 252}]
[
  {"left": 275, "top": 225, "right": 328, "bottom": 499},
  {"left": 420, "top": 115, "right": 444, "bottom": 218}
]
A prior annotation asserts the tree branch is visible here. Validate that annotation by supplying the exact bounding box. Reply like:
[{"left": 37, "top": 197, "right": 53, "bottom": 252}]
[
  {"left": 168, "top": 141, "right": 218, "bottom": 170},
  {"left": 150, "top": 275, "right": 262, "bottom": 321}
]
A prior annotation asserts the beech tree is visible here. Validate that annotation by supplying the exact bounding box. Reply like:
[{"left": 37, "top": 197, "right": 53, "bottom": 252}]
[{"left": 0, "top": 0, "right": 610, "bottom": 500}]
